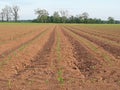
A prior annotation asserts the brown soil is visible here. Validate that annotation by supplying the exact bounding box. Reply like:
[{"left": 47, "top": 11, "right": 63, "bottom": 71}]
[
  {"left": 67, "top": 25, "right": 120, "bottom": 43},
  {"left": 62, "top": 29, "right": 101, "bottom": 78},
  {"left": 0, "top": 25, "right": 46, "bottom": 55},
  {"left": 64, "top": 26, "right": 120, "bottom": 59},
  {"left": 0, "top": 28, "right": 48, "bottom": 59},
  {"left": 0, "top": 24, "right": 120, "bottom": 90},
  {"left": 62, "top": 26, "right": 120, "bottom": 90}
]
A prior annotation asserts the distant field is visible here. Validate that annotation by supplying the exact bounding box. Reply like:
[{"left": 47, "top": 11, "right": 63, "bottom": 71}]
[{"left": 0, "top": 24, "right": 120, "bottom": 90}]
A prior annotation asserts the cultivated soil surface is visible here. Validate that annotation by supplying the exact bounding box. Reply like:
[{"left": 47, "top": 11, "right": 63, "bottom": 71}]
[{"left": 0, "top": 24, "right": 120, "bottom": 90}]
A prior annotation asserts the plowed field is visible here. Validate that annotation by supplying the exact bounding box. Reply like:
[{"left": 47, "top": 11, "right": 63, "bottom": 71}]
[{"left": 0, "top": 24, "right": 120, "bottom": 90}]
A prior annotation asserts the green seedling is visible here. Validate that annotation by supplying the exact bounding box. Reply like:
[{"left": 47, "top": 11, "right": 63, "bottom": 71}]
[
  {"left": 45, "top": 79, "right": 49, "bottom": 84},
  {"left": 19, "top": 45, "right": 26, "bottom": 51},
  {"left": 1, "top": 54, "right": 5, "bottom": 58},
  {"left": 13, "top": 51, "right": 17, "bottom": 57},
  {"left": 57, "top": 70, "right": 64, "bottom": 84},
  {"left": 0, "top": 60, "right": 7, "bottom": 68},
  {"left": 7, "top": 55, "right": 12, "bottom": 61},
  {"left": 58, "top": 70, "right": 62, "bottom": 76},
  {"left": 58, "top": 77, "right": 64, "bottom": 84},
  {"left": 8, "top": 79, "right": 12, "bottom": 90},
  {"left": 102, "top": 54, "right": 112, "bottom": 66},
  {"left": 91, "top": 66, "right": 96, "bottom": 69},
  {"left": 28, "top": 80, "right": 34, "bottom": 85},
  {"left": 90, "top": 78, "right": 98, "bottom": 83},
  {"left": 103, "top": 54, "right": 111, "bottom": 62}
]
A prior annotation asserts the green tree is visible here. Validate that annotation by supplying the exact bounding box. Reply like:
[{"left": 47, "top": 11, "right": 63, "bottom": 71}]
[
  {"left": 53, "top": 11, "right": 60, "bottom": 23},
  {"left": 81, "top": 12, "right": 89, "bottom": 23},
  {"left": 60, "top": 10, "right": 68, "bottom": 23},
  {"left": 108, "top": 17, "right": 115, "bottom": 24},
  {"left": 35, "top": 9, "right": 49, "bottom": 23}
]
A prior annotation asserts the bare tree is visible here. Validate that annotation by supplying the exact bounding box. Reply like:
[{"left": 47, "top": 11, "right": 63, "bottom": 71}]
[
  {"left": 3, "top": 6, "right": 12, "bottom": 21},
  {"left": 0, "top": 8, "right": 7, "bottom": 22},
  {"left": 0, "top": 12, "right": 3, "bottom": 21},
  {"left": 0, "top": 10, "right": 5, "bottom": 22},
  {"left": 11, "top": 6, "right": 19, "bottom": 22}
]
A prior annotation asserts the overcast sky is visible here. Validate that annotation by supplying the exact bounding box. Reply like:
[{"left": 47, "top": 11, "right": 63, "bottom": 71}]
[{"left": 0, "top": 0, "right": 120, "bottom": 20}]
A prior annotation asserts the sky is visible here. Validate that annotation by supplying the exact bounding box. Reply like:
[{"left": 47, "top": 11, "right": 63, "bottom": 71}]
[{"left": 0, "top": 0, "right": 120, "bottom": 20}]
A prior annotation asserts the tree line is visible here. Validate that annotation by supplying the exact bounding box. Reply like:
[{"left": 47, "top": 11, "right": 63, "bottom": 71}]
[
  {"left": 0, "top": 6, "right": 120, "bottom": 24},
  {"left": 0, "top": 5, "right": 19, "bottom": 22},
  {"left": 34, "top": 9, "right": 119, "bottom": 24}
]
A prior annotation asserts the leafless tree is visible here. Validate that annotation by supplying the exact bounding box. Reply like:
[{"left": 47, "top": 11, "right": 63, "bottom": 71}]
[
  {"left": 0, "top": 9, "right": 5, "bottom": 22},
  {"left": 11, "top": 6, "right": 19, "bottom": 22},
  {"left": 3, "top": 6, "right": 12, "bottom": 21}
]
